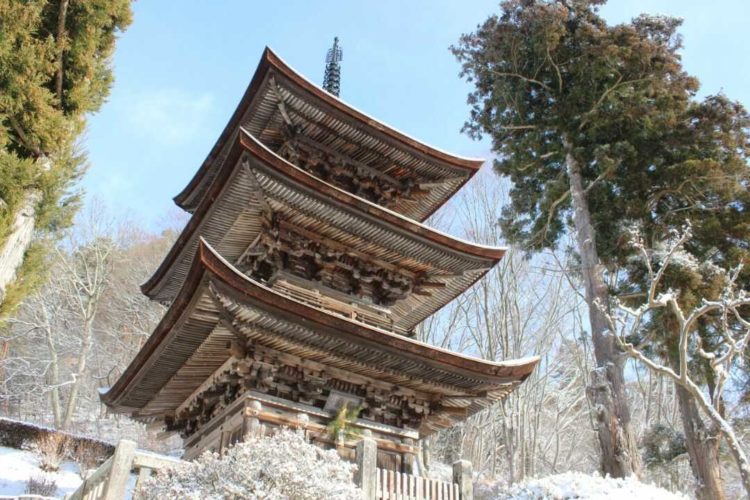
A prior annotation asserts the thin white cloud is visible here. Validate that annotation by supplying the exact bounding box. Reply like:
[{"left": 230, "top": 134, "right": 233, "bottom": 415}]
[{"left": 121, "top": 88, "right": 214, "bottom": 145}]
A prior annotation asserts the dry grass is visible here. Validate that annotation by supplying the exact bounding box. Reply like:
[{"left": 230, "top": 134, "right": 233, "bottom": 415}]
[
  {"left": 72, "top": 439, "right": 103, "bottom": 476},
  {"left": 25, "top": 473, "right": 58, "bottom": 497},
  {"left": 36, "top": 432, "right": 70, "bottom": 472}
]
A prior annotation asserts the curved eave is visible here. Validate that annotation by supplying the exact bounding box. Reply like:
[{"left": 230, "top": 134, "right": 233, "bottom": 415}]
[
  {"left": 204, "top": 239, "right": 534, "bottom": 380},
  {"left": 174, "top": 46, "right": 484, "bottom": 214},
  {"left": 142, "top": 128, "right": 505, "bottom": 300},
  {"left": 103, "top": 239, "right": 538, "bottom": 413}
]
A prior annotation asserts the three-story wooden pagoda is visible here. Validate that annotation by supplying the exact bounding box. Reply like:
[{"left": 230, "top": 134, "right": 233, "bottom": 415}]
[{"left": 101, "top": 47, "right": 538, "bottom": 470}]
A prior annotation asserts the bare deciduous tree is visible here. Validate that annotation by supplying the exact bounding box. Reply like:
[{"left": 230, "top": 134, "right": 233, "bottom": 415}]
[
  {"left": 423, "top": 170, "right": 598, "bottom": 482},
  {"left": 603, "top": 225, "right": 750, "bottom": 496},
  {"left": 0, "top": 205, "right": 182, "bottom": 449}
]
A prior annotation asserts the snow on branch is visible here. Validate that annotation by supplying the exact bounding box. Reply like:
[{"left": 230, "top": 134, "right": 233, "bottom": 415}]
[
  {"left": 597, "top": 223, "right": 750, "bottom": 496},
  {"left": 135, "top": 429, "right": 360, "bottom": 500}
]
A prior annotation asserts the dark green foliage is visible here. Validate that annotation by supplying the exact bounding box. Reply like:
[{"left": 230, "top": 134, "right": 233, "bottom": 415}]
[
  {"left": 642, "top": 424, "right": 687, "bottom": 467},
  {"left": 452, "top": 0, "right": 749, "bottom": 369},
  {"left": 326, "top": 404, "right": 362, "bottom": 441},
  {"left": 0, "top": 0, "right": 132, "bottom": 314},
  {"left": 452, "top": 0, "right": 704, "bottom": 254},
  {"left": 453, "top": 3, "right": 750, "bottom": 485}
]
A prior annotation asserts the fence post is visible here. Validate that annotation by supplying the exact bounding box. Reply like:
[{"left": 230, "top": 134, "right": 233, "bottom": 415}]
[
  {"left": 102, "top": 439, "right": 136, "bottom": 500},
  {"left": 403, "top": 438, "right": 416, "bottom": 475},
  {"left": 453, "top": 459, "right": 473, "bottom": 500},
  {"left": 354, "top": 435, "right": 377, "bottom": 500},
  {"left": 133, "top": 466, "right": 153, "bottom": 494},
  {"left": 244, "top": 400, "right": 262, "bottom": 439}
]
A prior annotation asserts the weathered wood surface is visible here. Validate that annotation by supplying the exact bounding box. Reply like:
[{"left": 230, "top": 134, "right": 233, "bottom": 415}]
[
  {"left": 66, "top": 455, "right": 113, "bottom": 500},
  {"left": 354, "top": 437, "right": 473, "bottom": 500},
  {"left": 355, "top": 437, "right": 378, "bottom": 499},
  {"left": 355, "top": 436, "right": 468, "bottom": 500},
  {"left": 142, "top": 129, "right": 501, "bottom": 334},
  {"left": 175, "top": 47, "right": 481, "bottom": 221},
  {"left": 100, "top": 439, "right": 135, "bottom": 500},
  {"left": 103, "top": 238, "right": 535, "bottom": 432},
  {"left": 376, "top": 468, "right": 461, "bottom": 500},
  {"left": 65, "top": 440, "right": 183, "bottom": 500},
  {"left": 100, "top": 45, "right": 541, "bottom": 465},
  {"left": 452, "top": 460, "right": 473, "bottom": 500}
]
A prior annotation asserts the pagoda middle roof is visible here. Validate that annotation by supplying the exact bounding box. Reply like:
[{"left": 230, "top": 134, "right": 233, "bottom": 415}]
[
  {"left": 174, "top": 47, "right": 484, "bottom": 221},
  {"left": 143, "top": 129, "right": 505, "bottom": 332},
  {"left": 102, "top": 238, "right": 538, "bottom": 431}
]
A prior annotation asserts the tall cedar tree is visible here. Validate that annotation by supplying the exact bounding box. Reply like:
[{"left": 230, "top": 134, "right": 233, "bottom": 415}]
[
  {"left": 0, "top": 0, "right": 132, "bottom": 316},
  {"left": 616, "top": 93, "right": 749, "bottom": 498},
  {"left": 453, "top": 0, "right": 750, "bottom": 491},
  {"left": 454, "top": 2, "right": 750, "bottom": 492}
]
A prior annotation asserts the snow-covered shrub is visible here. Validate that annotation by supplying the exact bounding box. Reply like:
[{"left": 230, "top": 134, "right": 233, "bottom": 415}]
[
  {"left": 427, "top": 461, "right": 453, "bottom": 482},
  {"left": 642, "top": 424, "right": 686, "bottom": 467},
  {"left": 135, "top": 429, "right": 360, "bottom": 500},
  {"left": 25, "top": 473, "right": 58, "bottom": 497},
  {"left": 476, "top": 471, "right": 688, "bottom": 500}
]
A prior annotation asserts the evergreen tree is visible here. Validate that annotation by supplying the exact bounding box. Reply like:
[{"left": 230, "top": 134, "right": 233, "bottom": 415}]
[
  {"left": 615, "top": 94, "right": 749, "bottom": 499},
  {"left": 453, "top": 0, "right": 749, "bottom": 487},
  {"left": 0, "top": 0, "right": 132, "bottom": 316}
]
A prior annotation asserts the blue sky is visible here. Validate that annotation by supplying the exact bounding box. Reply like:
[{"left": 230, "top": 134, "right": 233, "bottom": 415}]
[{"left": 83, "top": 0, "right": 750, "bottom": 229}]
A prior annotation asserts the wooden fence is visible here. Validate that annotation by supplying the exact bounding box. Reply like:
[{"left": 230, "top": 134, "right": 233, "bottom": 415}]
[
  {"left": 65, "top": 436, "right": 471, "bottom": 500},
  {"left": 355, "top": 437, "right": 472, "bottom": 500},
  {"left": 65, "top": 440, "right": 182, "bottom": 500},
  {"left": 375, "top": 468, "right": 460, "bottom": 500}
]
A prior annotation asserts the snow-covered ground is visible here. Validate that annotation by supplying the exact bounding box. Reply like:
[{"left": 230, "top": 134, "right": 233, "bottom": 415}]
[
  {"left": 0, "top": 446, "right": 82, "bottom": 498},
  {"left": 477, "top": 471, "right": 689, "bottom": 500}
]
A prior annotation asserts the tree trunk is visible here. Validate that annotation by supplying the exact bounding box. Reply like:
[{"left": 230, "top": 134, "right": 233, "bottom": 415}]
[
  {"left": 684, "top": 376, "right": 750, "bottom": 497},
  {"left": 565, "top": 139, "right": 641, "bottom": 477},
  {"left": 0, "top": 189, "right": 41, "bottom": 308},
  {"left": 61, "top": 312, "right": 94, "bottom": 430},
  {"left": 55, "top": 0, "right": 70, "bottom": 103},
  {"left": 43, "top": 306, "right": 62, "bottom": 428},
  {"left": 675, "top": 384, "right": 725, "bottom": 499},
  {"left": 666, "top": 350, "right": 725, "bottom": 499}
]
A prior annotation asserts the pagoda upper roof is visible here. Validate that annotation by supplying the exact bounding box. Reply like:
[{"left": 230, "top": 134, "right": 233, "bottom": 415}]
[
  {"left": 143, "top": 129, "right": 505, "bottom": 332},
  {"left": 174, "top": 47, "right": 484, "bottom": 221},
  {"left": 101, "top": 239, "right": 538, "bottom": 434}
]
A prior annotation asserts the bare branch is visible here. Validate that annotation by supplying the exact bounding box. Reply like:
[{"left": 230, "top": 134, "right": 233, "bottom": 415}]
[
  {"left": 491, "top": 70, "right": 553, "bottom": 92},
  {"left": 606, "top": 226, "right": 750, "bottom": 495}
]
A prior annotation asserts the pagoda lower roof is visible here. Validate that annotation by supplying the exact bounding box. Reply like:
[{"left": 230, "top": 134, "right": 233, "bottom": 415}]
[
  {"left": 101, "top": 239, "right": 538, "bottom": 429},
  {"left": 143, "top": 129, "right": 505, "bottom": 332},
  {"left": 174, "top": 47, "right": 484, "bottom": 221}
]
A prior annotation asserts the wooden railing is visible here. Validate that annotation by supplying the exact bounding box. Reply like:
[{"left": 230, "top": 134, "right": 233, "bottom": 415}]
[
  {"left": 65, "top": 440, "right": 182, "bottom": 500},
  {"left": 355, "top": 437, "right": 472, "bottom": 500},
  {"left": 65, "top": 436, "right": 470, "bottom": 500},
  {"left": 375, "top": 468, "right": 460, "bottom": 500},
  {"left": 273, "top": 275, "right": 405, "bottom": 334}
]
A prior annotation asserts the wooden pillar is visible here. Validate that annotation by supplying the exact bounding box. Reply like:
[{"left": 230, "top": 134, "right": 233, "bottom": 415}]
[
  {"left": 296, "top": 412, "right": 310, "bottom": 440},
  {"left": 354, "top": 436, "right": 377, "bottom": 500},
  {"left": 453, "top": 459, "right": 473, "bottom": 500},
  {"left": 336, "top": 429, "right": 346, "bottom": 456},
  {"left": 422, "top": 437, "right": 432, "bottom": 473},
  {"left": 220, "top": 429, "right": 231, "bottom": 453},
  {"left": 243, "top": 399, "right": 262, "bottom": 440},
  {"left": 133, "top": 466, "right": 153, "bottom": 493},
  {"left": 102, "top": 439, "right": 136, "bottom": 500},
  {"left": 403, "top": 438, "right": 416, "bottom": 475}
]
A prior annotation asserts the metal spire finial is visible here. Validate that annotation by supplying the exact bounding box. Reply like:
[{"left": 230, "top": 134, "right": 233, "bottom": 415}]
[{"left": 322, "top": 37, "right": 342, "bottom": 97}]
